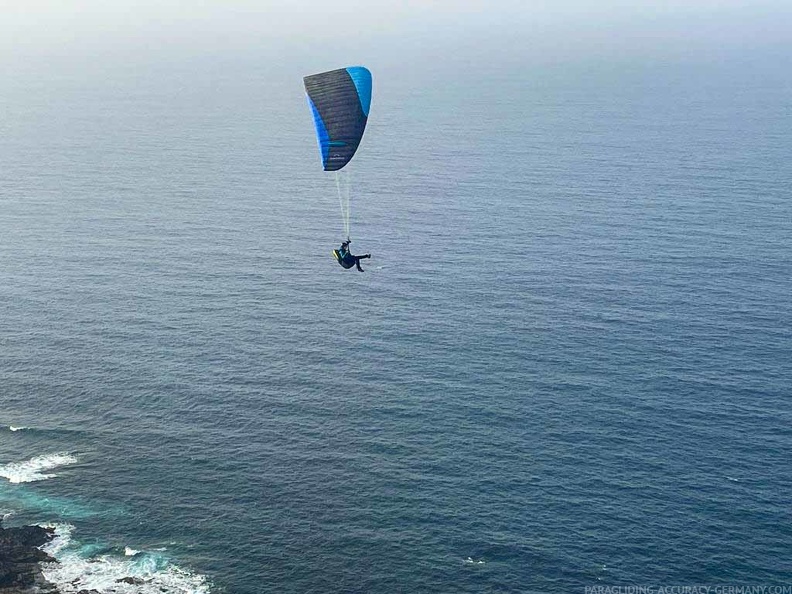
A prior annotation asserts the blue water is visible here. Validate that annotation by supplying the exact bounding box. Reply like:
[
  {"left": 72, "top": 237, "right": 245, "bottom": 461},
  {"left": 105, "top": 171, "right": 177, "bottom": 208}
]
[{"left": 1, "top": 58, "right": 791, "bottom": 593}]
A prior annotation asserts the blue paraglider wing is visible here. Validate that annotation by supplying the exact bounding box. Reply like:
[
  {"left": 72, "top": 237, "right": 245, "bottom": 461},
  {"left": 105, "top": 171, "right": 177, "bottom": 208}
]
[{"left": 303, "top": 66, "right": 372, "bottom": 171}]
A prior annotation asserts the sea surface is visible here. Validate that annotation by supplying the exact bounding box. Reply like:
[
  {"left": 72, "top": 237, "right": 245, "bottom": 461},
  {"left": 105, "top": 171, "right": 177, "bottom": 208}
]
[{"left": 1, "top": 56, "right": 791, "bottom": 593}]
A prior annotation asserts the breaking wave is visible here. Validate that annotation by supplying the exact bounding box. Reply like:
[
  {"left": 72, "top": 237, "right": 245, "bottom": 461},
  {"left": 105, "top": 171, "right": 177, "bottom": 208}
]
[
  {"left": 41, "top": 524, "right": 211, "bottom": 594},
  {"left": 0, "top": 453, "right": 78, "bottom": 483}
]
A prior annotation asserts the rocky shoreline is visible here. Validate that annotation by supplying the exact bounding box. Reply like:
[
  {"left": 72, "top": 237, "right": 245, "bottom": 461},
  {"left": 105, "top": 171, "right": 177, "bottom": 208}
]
[{"left": 0, "top": 523, "right": 58, "bottom": 593}]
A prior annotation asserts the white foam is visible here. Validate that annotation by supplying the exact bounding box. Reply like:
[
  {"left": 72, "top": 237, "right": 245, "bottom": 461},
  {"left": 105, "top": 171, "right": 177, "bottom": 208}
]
[
  {"left": 41, "top": 523, "right": 75, "bottom": 556},
  {"left": 41, "top": 524, "right": 211, "bottom": 594},
  {"left": 0, "top": 453, "right": 78, "bottom": 483},
  {"left": 125, "top": 547, "right": 140, "bottom": 556},
  {"left": 464, "top": 557, "right": 486, "bottom": 565}
]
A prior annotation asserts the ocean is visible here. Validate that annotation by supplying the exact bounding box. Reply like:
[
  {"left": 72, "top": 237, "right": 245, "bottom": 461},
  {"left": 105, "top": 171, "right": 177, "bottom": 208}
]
[{"left": 1, "top": 55, "right": 791, "bottom": 593}]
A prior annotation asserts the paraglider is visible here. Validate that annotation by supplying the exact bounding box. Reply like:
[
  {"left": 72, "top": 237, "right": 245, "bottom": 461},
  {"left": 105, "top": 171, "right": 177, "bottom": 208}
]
[
  {"left": 333, "top": 239, "right": 371, "bottom": 272},
  {"left": 303, "top": 66, "right": 373, "bottom": 270}
]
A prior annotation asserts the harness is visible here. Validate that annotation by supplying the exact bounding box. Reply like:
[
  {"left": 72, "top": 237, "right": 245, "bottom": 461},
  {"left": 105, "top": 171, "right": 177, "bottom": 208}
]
[{"left": 333, "top": 249, "right": 356, "bottom": 269}]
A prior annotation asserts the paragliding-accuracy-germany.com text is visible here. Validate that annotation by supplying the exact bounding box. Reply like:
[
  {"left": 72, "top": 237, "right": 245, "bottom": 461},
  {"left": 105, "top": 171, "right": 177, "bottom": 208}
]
[{"left": 584, "top": 586, "right": 792, "bottom": 594}]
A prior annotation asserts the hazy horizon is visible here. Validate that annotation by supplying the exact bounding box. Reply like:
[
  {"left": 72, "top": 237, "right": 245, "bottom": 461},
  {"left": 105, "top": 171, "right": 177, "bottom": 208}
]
[{"left": 3, "top": 1, "right": 791, "bottom": 78}]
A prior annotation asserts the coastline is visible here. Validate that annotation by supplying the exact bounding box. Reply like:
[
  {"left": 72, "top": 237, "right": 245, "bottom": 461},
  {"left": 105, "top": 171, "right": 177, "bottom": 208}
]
[{"left": 0, "top": 522, "right": 58, "bottom": 593}]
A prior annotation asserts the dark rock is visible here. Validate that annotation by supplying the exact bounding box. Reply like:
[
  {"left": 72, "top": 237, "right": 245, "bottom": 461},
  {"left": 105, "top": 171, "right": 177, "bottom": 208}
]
[
  {"left": 0, "top": 523, "right": 58, "bottom": 593},
  {"left": 116, "top": 577, "right": 145, "bottom": 585}
]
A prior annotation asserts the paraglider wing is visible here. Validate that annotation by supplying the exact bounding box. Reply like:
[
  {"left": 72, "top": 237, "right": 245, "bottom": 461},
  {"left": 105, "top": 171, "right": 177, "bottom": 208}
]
[{"left": 303, "top": 66, "right": 372, "bottom": 171}]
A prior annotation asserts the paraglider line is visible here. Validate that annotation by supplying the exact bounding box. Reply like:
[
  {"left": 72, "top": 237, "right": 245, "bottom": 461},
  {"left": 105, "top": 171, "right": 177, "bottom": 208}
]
[{"left": 335, "top": 170, "right": 352, "bottom": 240}]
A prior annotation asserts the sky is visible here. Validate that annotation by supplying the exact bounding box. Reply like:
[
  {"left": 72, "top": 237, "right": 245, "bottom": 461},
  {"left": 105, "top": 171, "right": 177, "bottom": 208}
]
[{"left": 2, "top": 0, "right": 790, "bottom": 73}]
